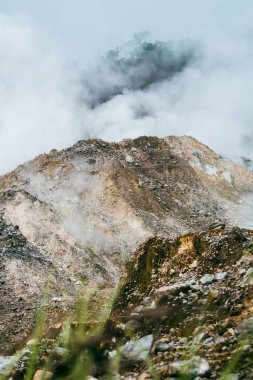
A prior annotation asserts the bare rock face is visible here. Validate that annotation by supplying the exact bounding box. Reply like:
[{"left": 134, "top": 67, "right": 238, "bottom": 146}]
[
  {"left": 0, "top": 135, "right": 253, "bottom": 353},
  {"left": 0, "top": 214, "right": 53, "bottom": 354},
  {"left": 45, "top": 227, "right": 253, "bottom": 380},
  {"left": 105, "top": 228, "right": 253, "bottom": 379}
]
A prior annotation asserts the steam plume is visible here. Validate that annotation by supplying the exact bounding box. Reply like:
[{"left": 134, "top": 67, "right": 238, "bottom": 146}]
[
  {"left": 81, "top": 33, "right": 197, "bottom": 108},
  {"left": 0, "top": 15, "right": 253, "bottom": 174}
]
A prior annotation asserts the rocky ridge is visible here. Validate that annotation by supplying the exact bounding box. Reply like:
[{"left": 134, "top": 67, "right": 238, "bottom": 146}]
[{"left": 1, "top": 135, "right": 253, "bottom": 357}]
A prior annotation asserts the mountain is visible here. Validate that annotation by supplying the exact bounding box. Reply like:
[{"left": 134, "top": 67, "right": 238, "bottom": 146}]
[{"left": 0, "top": 136, "right": 253, "bottom": 365}]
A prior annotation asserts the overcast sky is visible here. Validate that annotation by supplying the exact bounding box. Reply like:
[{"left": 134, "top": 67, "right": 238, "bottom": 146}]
[
  {"left": 0, "top": 0, "right": 252, "bottom": 62},
  {"left": 0, "top": 1, "right": 253, "bottom": 173}
]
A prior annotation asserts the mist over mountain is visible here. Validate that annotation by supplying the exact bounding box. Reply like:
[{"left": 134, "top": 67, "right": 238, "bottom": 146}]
[
  {"left": 81, "top": 34, "right": 198, "bottom": 108},
  {"left": 2, "top": 5, "right": 253, "bottom": 378},
  {"left": 0, "top": 14, "right": 253, "bottom": 175}
]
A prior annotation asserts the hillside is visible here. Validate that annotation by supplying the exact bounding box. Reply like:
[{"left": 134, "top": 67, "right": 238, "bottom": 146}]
[
  {"left": 0, "top": 135, "right": 253, "bottom": 360},
  {"left": 108, "top": 227, "right": 253, "bottom": 379},
  {"left": 21, "top": 227, "right": 253, "bottom": 380}
]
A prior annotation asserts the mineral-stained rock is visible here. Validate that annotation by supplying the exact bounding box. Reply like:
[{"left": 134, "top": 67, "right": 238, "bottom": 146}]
[
  {"left": 1, "top": 135, "right": 253, "bottom": 358},
  {"left": 107, "top": 228, "right": 253, "bottom": 379}
]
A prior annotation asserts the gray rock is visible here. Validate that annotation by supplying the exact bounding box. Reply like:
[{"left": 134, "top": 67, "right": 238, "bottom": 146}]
[
  {"left": 141, "top": 297, "right": 151, "bottom": 306},
  {"left": 170, "top": 356, "right": 210, "bottom": 377},
  {"left": 125, "top": 320, "right": 140, "bottom": 332},
  {"left": 200, "top": 274, "right": 215, "bottom": 285},
  {"left": 133, "top": 305, "right": 144, "bottom": 313},
  {"left": 0, "top": 356, "right": 14, "bottom": 374},
  {"left": 119, "top": 335, "right": 153, "bottom": 362},
  {"left": 142, "top": 300, "right": 156, "bottom": 311},
  {"left": 203, "top": 337, "right": 214, "bottom": 345},
  {"left": 215, "top": 272, "right": 227, "bottom": 281},
  {"left": 125, "top": 155, "right": 134, "bottom": 163},
  {"left": 154, "top": 282, "right": 191, "bottom": 299},
  {"left": 154, "top": 341, "right": 171, "bottom": 352},
  {"left": 108, "top": 350, "right": 117, "bottom": 359},
  {"left": 209, "top": 220, "right": 225, "bottom": 230}
]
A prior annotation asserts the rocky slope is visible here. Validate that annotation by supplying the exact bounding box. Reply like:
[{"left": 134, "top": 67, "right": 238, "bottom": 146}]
[
  {"left": 0, "top": 213, "right": 51, "bottom": 354},
  {"left": 41, "top": 227, "right": 253, "bottom": 380},
  {"left": 12, "top": 226, "right": 253, "bottom": 380},
  {"left": 1, "top": 135, "right": 253, "bottom": 354},
  {"left": 107, "top": 227, "right": 253, "bottom": 379}
]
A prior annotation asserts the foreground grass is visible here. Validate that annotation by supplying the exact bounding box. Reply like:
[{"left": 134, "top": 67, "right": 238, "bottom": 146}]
[{"left": 1, "top": 290, "right": 253, "bottom": 379}]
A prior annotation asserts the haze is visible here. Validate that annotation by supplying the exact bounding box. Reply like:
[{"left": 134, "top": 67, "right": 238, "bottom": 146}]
[{"left": 0, "top": 1, "right": 252, "bottom": 173}]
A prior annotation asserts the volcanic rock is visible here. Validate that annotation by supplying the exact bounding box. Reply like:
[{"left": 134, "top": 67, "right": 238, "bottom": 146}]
[{"left": 1, "top": 135, "right": 253, "bottom": 354}]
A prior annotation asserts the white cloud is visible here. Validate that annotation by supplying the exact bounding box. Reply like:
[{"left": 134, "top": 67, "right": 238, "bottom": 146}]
[
  {"left": 81, "top": 34, "right": 253, "bottom": 162},
  {"left": 0, "top": 13, "right": 253, "bottom": 174},
  {"left": 0, "top": 13, "right": 83, "bottom": 174}
]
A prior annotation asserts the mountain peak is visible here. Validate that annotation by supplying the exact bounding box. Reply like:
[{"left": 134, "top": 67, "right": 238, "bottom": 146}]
[{"left": 1, "top": 136, "right": 253, "bottom": 356}]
